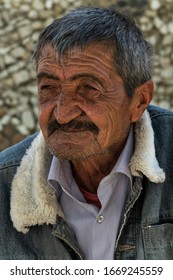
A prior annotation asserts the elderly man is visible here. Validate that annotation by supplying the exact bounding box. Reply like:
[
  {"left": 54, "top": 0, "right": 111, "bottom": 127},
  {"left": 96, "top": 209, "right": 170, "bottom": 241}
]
[{"left": 0, "top": 7, "right": 173, "bottom": 260}]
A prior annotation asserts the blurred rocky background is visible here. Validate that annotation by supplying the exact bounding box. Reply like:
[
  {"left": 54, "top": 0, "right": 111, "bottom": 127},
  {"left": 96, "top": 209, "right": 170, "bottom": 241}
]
[{"left": 0, "top": 0, "right": 173, "bottom": 150}]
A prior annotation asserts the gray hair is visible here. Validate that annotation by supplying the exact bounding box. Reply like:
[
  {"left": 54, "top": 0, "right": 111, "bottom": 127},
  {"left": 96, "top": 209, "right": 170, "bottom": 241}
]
[{"left": 33, "top": 6, "right": 153, "bottom": 96}]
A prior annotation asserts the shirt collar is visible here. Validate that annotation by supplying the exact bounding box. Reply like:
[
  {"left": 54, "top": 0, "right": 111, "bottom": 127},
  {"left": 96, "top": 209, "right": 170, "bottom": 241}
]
[{"left": 110, "top": 125, "right": 134, "bottom": 183}]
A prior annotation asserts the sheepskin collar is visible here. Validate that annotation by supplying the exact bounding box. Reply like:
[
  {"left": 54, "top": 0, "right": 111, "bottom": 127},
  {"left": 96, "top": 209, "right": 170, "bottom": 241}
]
[{"left": 10, "top": 110, "right": 165, "bottom": 233}]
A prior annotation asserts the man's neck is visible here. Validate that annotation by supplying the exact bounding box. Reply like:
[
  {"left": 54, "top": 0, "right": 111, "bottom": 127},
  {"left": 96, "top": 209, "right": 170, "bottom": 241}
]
[{"left": 71, "top": 145, "right": 124, "bottom": 194}]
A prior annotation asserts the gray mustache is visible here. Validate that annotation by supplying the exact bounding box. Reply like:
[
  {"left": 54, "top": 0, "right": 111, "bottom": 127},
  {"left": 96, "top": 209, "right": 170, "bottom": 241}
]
[{"left": 48, "top": 119, "right": 99, "bottom": 136}]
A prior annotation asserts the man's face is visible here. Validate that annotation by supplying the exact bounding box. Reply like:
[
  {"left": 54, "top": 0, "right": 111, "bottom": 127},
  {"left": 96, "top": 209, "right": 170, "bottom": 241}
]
[{"left": 37, "top": 43, "right": 135, "bottom": 160}]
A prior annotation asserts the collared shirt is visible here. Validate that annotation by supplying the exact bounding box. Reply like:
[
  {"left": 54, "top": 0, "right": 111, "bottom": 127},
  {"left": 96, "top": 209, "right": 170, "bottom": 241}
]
[{"left": 48, "top": 127, "right": 134, "bottom": 259}]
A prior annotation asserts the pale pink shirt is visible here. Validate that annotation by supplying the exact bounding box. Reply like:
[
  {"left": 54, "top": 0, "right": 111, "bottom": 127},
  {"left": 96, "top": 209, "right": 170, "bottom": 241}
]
[{"left": 48, "top": 127, "right": 134, "bottom": 259}]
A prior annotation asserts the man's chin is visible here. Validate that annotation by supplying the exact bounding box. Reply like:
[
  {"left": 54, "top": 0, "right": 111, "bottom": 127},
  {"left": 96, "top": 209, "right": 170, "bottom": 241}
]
[
  {"left": 46, "top": 132, "right": 101, "bottom": 160},
  {"left": 46, "top": 140, "right": 93, "bottom": 160},
  {"left": 48, "top": 147, "right": 92, "bottom": 161},
  {"left": 48, "top": 144, "right": 108, "bottom": 161}
]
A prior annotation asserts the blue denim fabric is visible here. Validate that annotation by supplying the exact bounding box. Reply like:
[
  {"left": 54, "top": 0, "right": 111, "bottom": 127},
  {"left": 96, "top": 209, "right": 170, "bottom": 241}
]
[{"left": 0, "top": 105, "right": 173, "bottom": 259}]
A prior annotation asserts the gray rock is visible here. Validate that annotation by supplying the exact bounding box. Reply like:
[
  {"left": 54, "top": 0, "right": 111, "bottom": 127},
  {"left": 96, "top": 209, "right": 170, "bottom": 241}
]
[
  {"left": 13, "top": 70, "right": 29, "bottom": 85},
  {"left": 18, "top": 25, "right": 32, "bottom": 39},
  {"left": 161, "top": 67, "right": 173, "bottom": 79},
  {"left": 17, "top": 124, "right": 29, "bottom": 135},
  {"left": 32, "top": 0, "right": 44, "bottom": 10},
  {"left": 21, "top": 110, "right": 35, "bottom": 130},
  {"left": 11, "top": 47, "right": 26, "bottom": 58},
  {"left": 168, "top": 22, "right": 173, "bottom": 34},
  {"left": 150, "top": 0, "right": 161, "bottom": 10}
]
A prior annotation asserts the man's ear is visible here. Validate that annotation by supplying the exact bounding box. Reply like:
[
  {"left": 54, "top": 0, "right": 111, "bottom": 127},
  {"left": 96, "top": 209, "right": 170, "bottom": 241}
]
[{"left": 130, "top": 80, "right": 154, "bottom": 123}]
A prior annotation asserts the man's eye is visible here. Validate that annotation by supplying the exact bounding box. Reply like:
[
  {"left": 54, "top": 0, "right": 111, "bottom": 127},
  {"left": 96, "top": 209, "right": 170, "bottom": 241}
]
[
  {"left": 40, "top": 85, "right": 61, "bottom": 94},
  {"left": 83, "top": 85, "right": 96, "bottom": 91},
  {"left": 39, "top": 85, "right": 61, "bottom": 103},
  {"left": 80, "top": 84, "right": 102, "bottom": 100},
  {"left": 40, "top": 85, "right": 54, "bottom": 90}
]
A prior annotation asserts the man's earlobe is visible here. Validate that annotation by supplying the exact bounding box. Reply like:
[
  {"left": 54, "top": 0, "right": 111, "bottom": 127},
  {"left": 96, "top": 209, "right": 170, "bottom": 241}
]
[{"left": 130, "top": 80, "right": 154, "bottom": 123}]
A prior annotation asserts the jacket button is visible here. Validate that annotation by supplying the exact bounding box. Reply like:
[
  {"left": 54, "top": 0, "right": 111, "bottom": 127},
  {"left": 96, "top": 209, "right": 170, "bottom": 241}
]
[{"left": 97, "top": 215, "right": 104, "bottom": 223}]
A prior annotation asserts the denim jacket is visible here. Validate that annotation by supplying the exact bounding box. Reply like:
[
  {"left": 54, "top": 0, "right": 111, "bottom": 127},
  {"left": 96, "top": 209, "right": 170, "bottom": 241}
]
[{"left": 0, "top": 105, "right": 173, "bottom": 259}]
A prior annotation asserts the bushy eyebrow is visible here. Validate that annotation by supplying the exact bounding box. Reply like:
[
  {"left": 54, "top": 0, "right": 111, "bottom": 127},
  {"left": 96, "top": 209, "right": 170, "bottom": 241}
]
[{"left": 37, "top": 72, "right": 60, "bottom": 80}]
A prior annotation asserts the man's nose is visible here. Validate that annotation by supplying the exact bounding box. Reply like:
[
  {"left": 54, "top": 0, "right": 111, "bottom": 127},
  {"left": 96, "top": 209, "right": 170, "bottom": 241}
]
[{"left": 53, "top": 90, "right": 83, "bottom": 124}]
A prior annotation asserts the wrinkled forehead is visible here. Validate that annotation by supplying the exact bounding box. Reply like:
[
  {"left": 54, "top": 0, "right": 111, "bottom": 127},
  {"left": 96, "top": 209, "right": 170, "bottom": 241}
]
[
  {"left": 36, "top": 42, "right": 119, "bottom": 85},
  {"left": 37, "top": 42, "right": 114, "bottom": 67}
]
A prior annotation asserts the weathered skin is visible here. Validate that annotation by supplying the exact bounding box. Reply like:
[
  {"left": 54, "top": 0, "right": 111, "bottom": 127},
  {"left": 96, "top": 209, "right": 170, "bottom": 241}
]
[{"left": 37, "top": 43, "right": 153, "bottom": 193}]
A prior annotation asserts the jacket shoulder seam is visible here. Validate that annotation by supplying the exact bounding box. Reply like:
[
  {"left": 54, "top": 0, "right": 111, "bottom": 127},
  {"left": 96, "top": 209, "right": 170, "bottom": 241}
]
[{"left": 150, "top": 112, "right": 173, "bottom": 119}]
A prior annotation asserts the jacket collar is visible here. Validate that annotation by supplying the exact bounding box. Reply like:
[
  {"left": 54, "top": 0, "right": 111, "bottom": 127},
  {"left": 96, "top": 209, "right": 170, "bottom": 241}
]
[
  {"left": 130, "top": 110, "right": 165, "bottom": 183},
  {"left": 10, "top": 132, "right": 65, "bottom": 234},
  {"left": 10, "top": 110, "right": 165, "bottom": 233}
]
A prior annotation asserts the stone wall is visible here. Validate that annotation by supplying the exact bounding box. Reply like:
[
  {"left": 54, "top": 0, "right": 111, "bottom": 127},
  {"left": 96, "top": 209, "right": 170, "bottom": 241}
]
[{"left": 0, "top": 0, "right": 173, "bottom": 150}]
